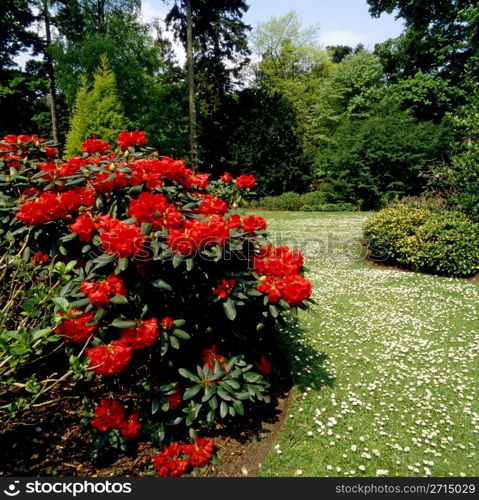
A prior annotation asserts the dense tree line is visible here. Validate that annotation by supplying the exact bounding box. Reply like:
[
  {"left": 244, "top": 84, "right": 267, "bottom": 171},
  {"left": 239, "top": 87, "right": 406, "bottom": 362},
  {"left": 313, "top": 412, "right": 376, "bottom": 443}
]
[{"left": 0, "top": 0, "right": 477, "bottom": 206}]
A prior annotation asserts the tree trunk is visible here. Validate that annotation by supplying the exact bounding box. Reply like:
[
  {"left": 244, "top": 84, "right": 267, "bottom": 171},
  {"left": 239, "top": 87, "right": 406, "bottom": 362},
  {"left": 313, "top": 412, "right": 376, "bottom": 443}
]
[
  {"left": 42, "top": 0, "right": 60, "bottom": 145},
  {"left": 186, "top": 0, "right": 198, "bottom": 169}
]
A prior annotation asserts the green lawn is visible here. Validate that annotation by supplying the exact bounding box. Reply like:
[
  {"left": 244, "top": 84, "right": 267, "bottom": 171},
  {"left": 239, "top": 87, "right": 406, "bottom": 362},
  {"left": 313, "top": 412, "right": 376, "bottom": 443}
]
[{"left": 257, "top": 211, "right": 479, "bottom": 478}]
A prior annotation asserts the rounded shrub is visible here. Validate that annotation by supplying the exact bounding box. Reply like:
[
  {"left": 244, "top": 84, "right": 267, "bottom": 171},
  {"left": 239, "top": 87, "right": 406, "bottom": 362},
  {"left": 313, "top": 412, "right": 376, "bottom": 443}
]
[{"left": 364, "top": 203, "right": 479, "bottom": 277}]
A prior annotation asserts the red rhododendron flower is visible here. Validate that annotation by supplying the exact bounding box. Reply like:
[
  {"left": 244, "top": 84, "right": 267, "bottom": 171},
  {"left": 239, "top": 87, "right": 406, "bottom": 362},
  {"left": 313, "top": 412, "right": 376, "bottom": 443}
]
[
  {"left": 90, "top": 169, "right": 129, "bottom": 193},
  {"left": 276, "top": 275, "right": 313, "bottom": 306},
  {"left": 226, "top": 213, "right": 241, "bottom": 229},
  {"left": 119, "top": 318, "right": 160, "bottom": 349},
  {"left": 161, "top": 316, "right": 175, "bottom": 331},
  {"left": 55, "top": 310, "right": 97, "bottom": 344},
  {"left": 167, "top": 215, "right": 230, "bottom": 255},
  {"left": 252, "top": 244, "right": 304, "bottom": 278},
  {"left": 82, "top": 138, "right": 110, "bottom": 154},
  {"left": 189, "top": 173, "right": 210, "bottom": 190},
  {"left": 98, "top": 217, "right": 146, "bottom": 258},
  {"left": 129, "top": 192, "right": 172, "bottom": 229},
  {"left": 32, "top": 251, "right": 49, "bottom": 265},
  {"left": 241, "top": 215, "right": 267, "bottom": 234},
  {"left": 198, "top": 195, "right": 228, "bottom": 216},
  {"left": 86, "top": 341, "right": 133, "bottom": 376},
  {"left": 212, "top": 279, "right": 235, "bottom": 299},
  {"left": 16, "top": 188, "right": 95, "bottom": 226},
  {"left": 44, "top": 147, "right": 58, "bottom": 158},
  {"left": 257, "top": 275, "right": 312, "bottom": 306},
  {"left": 0, "top": 134, "right": 18, "bottom": 150},
  {"left": 69, "top": 212, "right": 97, "bottom": 242},
  {"left": 202, "top": 344, "right": 227, "bottom": 371},
  {"left": 17, "top": 134, "right": 39, "bottom": 144},
  {"left": 118, "top": 412, "right": 141, "bottom": 440},
  {"left": 256, "top": 277, "right": 282, "bottom": 303},
  {"left": 81, "top": 274, "right": 127, "bottom": 308},
  {"left": 153, "top": 442, "right": 189, "bottom": 477},
  {"left": 117, "top": 131, "right": 147, "bottom": 150},
  {"left": 166, "top": 385, "right": 182, "bottom": 410},
  {"left": 128, "top": 157, "right": 193, "bottom": 190},
  {"left": 235, "top": 174, "right": 256, "bottom": 189},
  {"left": 182, "top": 436, "right": 214, "bottom": 468},
  {"left": 91, "top": 400, "right": 125, "bottom": 432},
  {"left": 220, "top": 172, "right": 233, "bottom": 182},
  {"left": 255, "top": 355, "right": 272, "bottom": 375}
]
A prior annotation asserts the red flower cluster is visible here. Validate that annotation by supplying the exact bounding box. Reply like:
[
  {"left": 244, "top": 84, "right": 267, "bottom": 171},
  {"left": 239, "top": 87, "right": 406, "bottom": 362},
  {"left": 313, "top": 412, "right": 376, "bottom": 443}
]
[
  {"left": 97, "top": 215, "right": 146, "bottom": 258},
  {"left": 119, "top": 318, "right": 160, "bottom": 349},
  {"left": 152, "top": 437, "right": 214, "bottom": 477},
  {"left": 129, "top": 192, "right": 183, "bottom": 230},
  {"left": 86, "top": 341, "right": 133, "bottom": 376},
  {"left": 119, "top": 412, "right": 141, "bottom": 440},
  {"left": 32, "top": 251, "right": 49, "bottom": 265},
  {"left": 182, "top": 436, "right": 215, "bottom": 468},
  {"left": 91, "top": 399, "right": 141, "bottom": 440},
  {"left": 81, "top": 274, "right": 127, "bottom": 308},
  {"left": 167, "top": 215, "right": 230, "bottom": 255},
  {"left": 226, "top": 214, "right": 266, "bottom": 235},
  {"left": 241, "top": 215, "right": 267, "bottom": 234},
  {"left": 202, "top": 344, "right": 227, "bottom": 371},
  {"left": 189, "top": 173, "right": 210, "bottom": 190},
  {"left": 255, "top": 355, "right": 272, "bottom": 375},
  {"left": 128, "top": 158, "right": 191, "bottom": 190},
  {"left": 198, "top": 195, "right": 228, "bottom": 216},
  {"left": 69, "top": 212, "right": 97, "bottom": 242},
  {"left": 1, "top": 134, "right": 43, "bottom": 147},
  {"left": 257, "top": 275, "right": 312, "bottom": 307},
  {"left": 82, "top": 138, "right": 110, "bottom": 155},
  {"left": 16, "top": 187, "right": 95, "bottom": 225},
  {"left": 254, "top": 244, "right": 312, "bottom": 306},
  {"left": 55, "top": 310, "right": 97, "bottom": 344},
  {"left": 117, "top": 131, "right": 147, "bottom": 150},
  {"left": 235, "top": 174, "right": 256, "bottom": 189},
  {"left": 90, "top": 169, "right": 129, "bottom": 194},
  {"left": 91, "top": 399, "right": 124, "bottom": 431},
  {"left": 212, "top": 279, "right": 236, "bottom": 299},
  {"left": 166, "top": 385, "right": 182, "bottom": 410},
  {"left": 38, "top": 157, "right": 84, "bottom": 183},
  {"left": 152, "top": 442, "right": 189, "bottom": 477},
  {"left": 253, "top": 244, "right": 304, "bottom": 277}
]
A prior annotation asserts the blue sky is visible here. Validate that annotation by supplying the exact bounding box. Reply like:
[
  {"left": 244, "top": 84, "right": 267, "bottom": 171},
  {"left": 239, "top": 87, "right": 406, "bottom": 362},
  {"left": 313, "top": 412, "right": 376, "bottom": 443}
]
[
  {"left": 15, "top": 1, "right": 404, "bottom": 67},
  {"left": 143, "top": 0, "right": 404, "bottom": 49}
]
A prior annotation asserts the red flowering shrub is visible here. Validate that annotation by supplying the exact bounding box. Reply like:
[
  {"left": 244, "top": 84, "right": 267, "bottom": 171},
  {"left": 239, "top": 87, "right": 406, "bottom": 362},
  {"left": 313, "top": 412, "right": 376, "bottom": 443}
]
[{"left": 1, "top": 130, "right": 313, "bottom": 475}]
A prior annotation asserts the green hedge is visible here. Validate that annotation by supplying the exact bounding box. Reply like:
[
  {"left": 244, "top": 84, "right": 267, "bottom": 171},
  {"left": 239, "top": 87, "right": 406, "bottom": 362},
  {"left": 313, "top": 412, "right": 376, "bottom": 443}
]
[
  {"left": 364, "top": 204, "right": 479, "bottom": 277},
  {"left": 254, "top": 192, "right": 357, "bottom": 212}
]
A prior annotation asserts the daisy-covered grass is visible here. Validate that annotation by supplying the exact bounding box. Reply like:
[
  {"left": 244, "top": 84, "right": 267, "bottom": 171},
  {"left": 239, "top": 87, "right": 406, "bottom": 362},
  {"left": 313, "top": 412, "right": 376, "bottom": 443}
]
[{"left": 257, "top": 211, "right": 479, "bottom": 478}]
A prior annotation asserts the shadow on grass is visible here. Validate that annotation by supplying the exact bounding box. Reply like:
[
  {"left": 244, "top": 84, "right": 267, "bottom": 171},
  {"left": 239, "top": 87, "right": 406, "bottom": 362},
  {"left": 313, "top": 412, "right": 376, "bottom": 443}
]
[{"left": 275, "top": 314, "right": 335, "bottom": 390}]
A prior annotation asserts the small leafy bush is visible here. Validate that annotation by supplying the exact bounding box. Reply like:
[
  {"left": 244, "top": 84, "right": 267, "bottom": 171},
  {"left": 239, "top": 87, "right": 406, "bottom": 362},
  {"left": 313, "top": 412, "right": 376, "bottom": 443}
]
[
  {"left": 299, "top": 191, "right": 328, "bottom": 207},
  {"left": 302, "top": 202, "right": 357, "bottom": 212},
  {"left": 364, "top": 203, "right": 479, "bottom": 277},
  {"left": 256, "top": 191, "right": 357, "bottom": 212},
  {"left": 0, "top": 132, "right": 313, "bottom": 475},
  {"left": 258, "top": 192, "right": 302, "bottom": 211}
]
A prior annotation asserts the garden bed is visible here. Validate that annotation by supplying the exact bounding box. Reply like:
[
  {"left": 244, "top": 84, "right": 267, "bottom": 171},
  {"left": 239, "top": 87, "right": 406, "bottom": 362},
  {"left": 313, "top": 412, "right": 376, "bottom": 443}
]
[{"left": 0, "top": 358, "right": 291, "bottom": 477}]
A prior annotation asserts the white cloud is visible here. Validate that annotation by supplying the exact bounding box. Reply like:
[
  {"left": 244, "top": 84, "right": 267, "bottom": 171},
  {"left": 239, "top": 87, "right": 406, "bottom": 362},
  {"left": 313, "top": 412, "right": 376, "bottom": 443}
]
[
  {"left": 141, "top": 0, "right": 165, "bottom": 23},
  {"left": 319, "top": 29, "right": 374, "bottom": 48}
]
